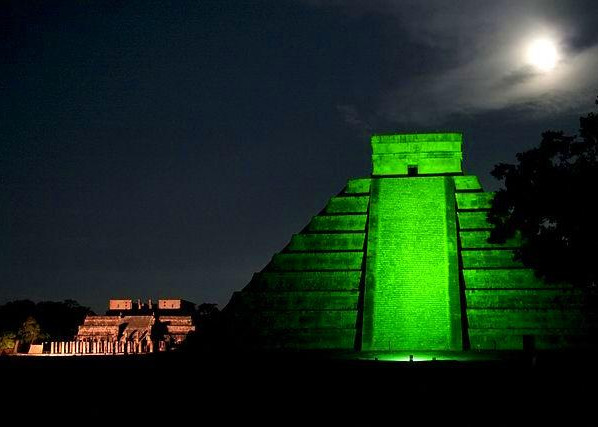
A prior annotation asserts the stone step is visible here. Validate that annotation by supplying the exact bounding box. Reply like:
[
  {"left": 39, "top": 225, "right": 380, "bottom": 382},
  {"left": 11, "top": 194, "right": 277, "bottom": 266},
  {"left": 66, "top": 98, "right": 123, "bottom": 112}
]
[
  {"left": 453, "top": 175, "right": 482, "bottom": 191},
  {"left": 232, "top": 291, "right": 359, "bottom": 311},
  {"left": 248, "top": 271, "right": 362, "bottom": 291},
  {"left": 306, "top": 214, "right": 368, "bottom": 232},
  {"left": 456, "top": 192, "right": 494, "bottom": 210},
  {"left": 286, "top": 233, "right": 365, "bottom": 251},
  {"left": 463, "top": 269, "right": 565, "bottom": 289},
  {"left": 461, "top": 249, "right": 522, "bottom": 268},
  {"left": 459, "top": 230, "right": 520, "bottom": 249},
  {"left": 344, "top": 178, "right": 371, "bottom": 194},
  {"left": 268, "top": 252, "right": 364, "bottom": 271},
  {"left": 231, "top": 309, "right": 358, "bottom": 330},
  {"left": 465, "top": 289, "right": 588, "bottom": 309},
  {"left": 324, "top": 195, "right": 369, "bottom": 214},
  {"left": 467, "top": 308, "right": 594, "bottom": 329},
  {"left": 253, "top": 329, "right": 356, "bottom": 350},
  {"left": 469, "top": 329, "right": 597, "bottom": 350},
  {"left": 457, "top": 211, "right": 492, "bottom": 230}
]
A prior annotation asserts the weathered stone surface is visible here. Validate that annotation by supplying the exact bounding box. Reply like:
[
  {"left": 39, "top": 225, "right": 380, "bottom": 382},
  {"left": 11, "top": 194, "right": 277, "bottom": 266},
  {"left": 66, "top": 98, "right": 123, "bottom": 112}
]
[{"left": 224, "top": 132, "right": 598, "bottom": 351}]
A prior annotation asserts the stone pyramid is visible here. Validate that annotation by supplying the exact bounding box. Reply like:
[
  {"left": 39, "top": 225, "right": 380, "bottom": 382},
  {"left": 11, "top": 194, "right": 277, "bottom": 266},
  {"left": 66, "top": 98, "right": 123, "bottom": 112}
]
[{"left": 224, "top": 133, "right": 593, "bottom": 351}]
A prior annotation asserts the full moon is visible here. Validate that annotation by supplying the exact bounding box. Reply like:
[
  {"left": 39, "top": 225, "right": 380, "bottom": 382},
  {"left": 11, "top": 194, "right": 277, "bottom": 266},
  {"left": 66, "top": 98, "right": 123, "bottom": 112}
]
[{"left": 526, "top": 38, "right": 558, "bottom": 71}]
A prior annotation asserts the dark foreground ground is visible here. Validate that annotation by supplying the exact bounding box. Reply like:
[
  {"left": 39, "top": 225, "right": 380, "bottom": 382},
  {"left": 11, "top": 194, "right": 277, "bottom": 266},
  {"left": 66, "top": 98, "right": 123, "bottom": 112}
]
[{"left": 2, "top": 350, "right": 597, "bottom": 423}]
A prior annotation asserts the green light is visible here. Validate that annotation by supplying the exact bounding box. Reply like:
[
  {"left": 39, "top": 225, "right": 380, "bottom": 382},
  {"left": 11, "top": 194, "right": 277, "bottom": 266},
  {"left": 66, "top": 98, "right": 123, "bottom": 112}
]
[
  {"left": 306, "top": 215, "right": 367, "bottom": 232},
  {"left": 453, "top": 175, "right": 482, "bottom": 191},
  {"left": 287, "top": 233, "right": 365, "bottom": 251},
  {"left": 325, "top": 196, "right": 369, "bottom": 213},
  {"left": 457, "top": 211, "right": 492, "bottom": 230},
  {"left": 250, "top": 271, "right": 362, "bottom": 291},
  {"left": 371, "top": 132, "right": 463, "bottom": 176},
  {"left": 463, "top": 269, "right": 562, "bottom": 289},
  {"left": 353, "top": 351, "right": 498, "bottom": 362},
  {"left": 465, "top": 289, "right": 583, "bottom": 308},
  {"left": 459, "top": 230, "right": 521, "bottom": 248},
  {"left": 455, "top": 192, "right": 494, "bottom": 210},
  {"left": 461, "top": 249, "right": 522, "bottom": 268},
  {"left": 362, "top": 176, "right": 461, "bottom": 351},
  {"left": 225, "top": 132, "right": 593, "bottom": 352},
  {"left": 236, "top": 291, "right": 358, "bottom": 311},
  {"left": 344, "top": 178, "right": 371, "bottom": 194},
  {"left": 269, "top": 252, "right": 363, "bottom": 271},
  {"left": 468, "top": 309, "right": 583, "bottom": 329}
]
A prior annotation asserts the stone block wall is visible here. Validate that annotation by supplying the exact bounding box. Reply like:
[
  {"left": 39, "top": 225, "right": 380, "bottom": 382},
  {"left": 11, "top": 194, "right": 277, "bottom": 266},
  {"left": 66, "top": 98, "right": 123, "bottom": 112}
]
[
  {"left": 362, "top": 176, "right": 461, "bottom": 351},
  {"left": 371, "top": 133, "right": 463, "bottom": 176},
  {"left": 224, "top": 133, "right": 597, "bottom": 352},
  {"left": 455, "top": 176, "right": 595, "bottom": 350},
  {"left": 225, "top": 177, "right": 369, "bottom": 349}
]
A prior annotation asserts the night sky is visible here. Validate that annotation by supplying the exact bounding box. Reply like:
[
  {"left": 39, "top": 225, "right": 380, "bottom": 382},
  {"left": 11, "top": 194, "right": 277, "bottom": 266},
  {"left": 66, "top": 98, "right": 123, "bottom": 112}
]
[{"left": 2, "top": 0, "right": 598, "bottom": 313}]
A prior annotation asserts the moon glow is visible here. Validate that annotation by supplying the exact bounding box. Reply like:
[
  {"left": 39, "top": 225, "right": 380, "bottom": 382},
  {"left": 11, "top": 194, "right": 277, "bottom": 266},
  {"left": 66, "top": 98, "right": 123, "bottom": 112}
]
[{"left": 526, "top": 38, "right": 558, "bottom": 72}]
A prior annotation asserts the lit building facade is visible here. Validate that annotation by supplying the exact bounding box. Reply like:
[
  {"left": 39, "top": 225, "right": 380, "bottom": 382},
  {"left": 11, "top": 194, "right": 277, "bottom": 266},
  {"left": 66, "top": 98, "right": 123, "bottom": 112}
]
[{"left": 45, "top": 298, "right": 195, "bottom": 355}]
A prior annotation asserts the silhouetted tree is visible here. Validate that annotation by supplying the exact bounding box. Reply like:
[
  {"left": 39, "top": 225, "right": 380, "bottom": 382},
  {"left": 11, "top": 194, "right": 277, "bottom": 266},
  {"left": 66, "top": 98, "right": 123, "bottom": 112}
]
[
  {"left": 35, "top": 300, "right": 92, "bottom": 339},
  {"left": 0, "top": 300, "right": 36, "bottom": 333},
  {"left": 489, "top": 96, "right": 598, "bottom": 287},
  {"left": 182, "top": 303, "right": 221, "bottom": 353},
  {"left": 0, "top": 332, "right": 17, "bottom": 352},
  {"left": 196, "top": 303, "right": 219, "bottom": 320},
  {"left": 0, "top": 299, "right": 92, "bottom": 340},
  {"left": 18, "top": 317, "right": 45, "bottom": 344}
]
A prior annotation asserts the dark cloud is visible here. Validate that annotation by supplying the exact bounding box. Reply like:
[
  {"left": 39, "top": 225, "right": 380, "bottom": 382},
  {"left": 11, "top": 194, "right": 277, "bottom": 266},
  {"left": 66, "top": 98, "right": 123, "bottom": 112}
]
[
  {"left": 336, "top": 104, "right": 372, "bottom": 134},
  {"left": 299, "top": 0, "right": 598, "bottom": 123},
  {"left": 496, "top": 67, "right": 537, "bottom": 89},
  {"left": 544, "top": 0, "right": 598, "bottom": 51},
  {"left": 2, "top": 0, "right": 597, "bottom": 311}
]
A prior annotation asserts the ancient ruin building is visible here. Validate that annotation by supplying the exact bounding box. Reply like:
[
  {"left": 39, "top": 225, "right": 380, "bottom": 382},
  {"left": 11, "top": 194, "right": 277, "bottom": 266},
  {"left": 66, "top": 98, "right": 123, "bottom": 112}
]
[
  {"left": 224, "top": 132, "right": 597, "bottom": 352},
  {"left": 46, "top": 298, "right": 196, "bottom": 355},
  {"left": 76, "top": 314, "right": 154, "bottom": 354}
]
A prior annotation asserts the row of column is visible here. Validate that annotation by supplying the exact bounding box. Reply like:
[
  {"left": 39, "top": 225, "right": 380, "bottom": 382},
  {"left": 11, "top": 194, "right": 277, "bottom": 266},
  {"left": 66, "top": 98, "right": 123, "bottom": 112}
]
[{"left": 48, "top": 340, "right": 154, "bottom": 355}]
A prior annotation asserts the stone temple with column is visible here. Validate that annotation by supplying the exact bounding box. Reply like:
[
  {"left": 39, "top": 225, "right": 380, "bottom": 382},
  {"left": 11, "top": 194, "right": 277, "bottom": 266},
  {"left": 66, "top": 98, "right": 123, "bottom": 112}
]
[
  {"left": 223, "top": 132, "right": 597, "bottom": 353},
  {"left": 43, "top": 298, "right": 196, "bottom": 356}
]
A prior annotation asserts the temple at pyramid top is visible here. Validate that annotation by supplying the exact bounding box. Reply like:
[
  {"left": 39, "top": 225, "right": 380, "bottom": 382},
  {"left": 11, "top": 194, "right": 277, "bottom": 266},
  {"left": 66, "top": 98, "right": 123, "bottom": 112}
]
[{"left": 371, "top": 132, "right": 463, "bottom": 176}]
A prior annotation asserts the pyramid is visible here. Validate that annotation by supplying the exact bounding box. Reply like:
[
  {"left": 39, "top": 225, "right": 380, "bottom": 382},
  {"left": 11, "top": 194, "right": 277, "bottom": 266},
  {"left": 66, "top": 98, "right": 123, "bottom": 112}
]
[{"left": 224, "top": 132, "right": 594, "bottom": 351}]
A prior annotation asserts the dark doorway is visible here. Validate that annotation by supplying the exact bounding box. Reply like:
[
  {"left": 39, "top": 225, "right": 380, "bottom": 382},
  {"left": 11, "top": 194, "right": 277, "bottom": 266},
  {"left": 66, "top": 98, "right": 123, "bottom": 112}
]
[{"left": 408, "top": 165, "right": 418, "bottom": 176}]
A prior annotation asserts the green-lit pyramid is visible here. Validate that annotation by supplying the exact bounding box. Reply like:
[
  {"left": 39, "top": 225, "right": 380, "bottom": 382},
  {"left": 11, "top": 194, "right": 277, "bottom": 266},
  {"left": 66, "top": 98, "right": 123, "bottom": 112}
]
[{"left": 224, "top": 132, "right": 594, "bottom": 351}]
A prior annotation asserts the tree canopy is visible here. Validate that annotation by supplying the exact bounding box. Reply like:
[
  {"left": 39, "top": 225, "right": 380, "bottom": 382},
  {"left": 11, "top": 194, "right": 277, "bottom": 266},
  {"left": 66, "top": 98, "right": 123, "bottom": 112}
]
[
  {"left": 0, "top": 299, "right": 92, "bottom": 340},
  {"left": 18, "top": 316, "right": 45, "bottom": 344},
  {"left": 0, "top": 332, "right": 17, "bottom": 352},
  {"left": 488, "top": 96, "right": 598, "bottom": 288}
]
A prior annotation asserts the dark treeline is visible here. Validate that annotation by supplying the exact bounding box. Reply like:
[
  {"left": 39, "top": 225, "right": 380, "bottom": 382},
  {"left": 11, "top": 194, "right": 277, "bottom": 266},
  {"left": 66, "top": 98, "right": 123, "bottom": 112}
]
[
  {"left": 489, "top": 95, "right": 598, "bottom": 288},
  {"left": 182, "top": 303, "right": 222, "bottom": 352},
  {"left": 0, "top": 300, "right": 93, "bottom": 350}
]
